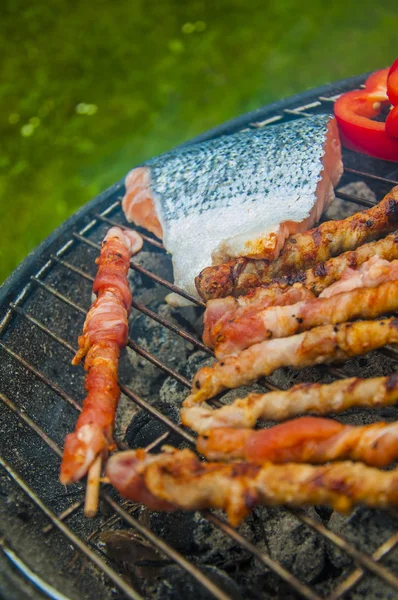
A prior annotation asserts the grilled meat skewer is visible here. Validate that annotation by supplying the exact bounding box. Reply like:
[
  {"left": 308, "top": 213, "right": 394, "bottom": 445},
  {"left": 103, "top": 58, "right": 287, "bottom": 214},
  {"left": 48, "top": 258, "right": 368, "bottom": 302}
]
[
  {"left": 188, "top": 317, "right": 398, "bottom": 403},
  {"left": 181, "top": 374, "right": 398, "bottom": 432},
  {"left": 107, "top": 448, "right": 398, "bottom": 527},
  {"left": 214, "top": 277, "right": 398, "bottom": 358},
  {"left": 197, "top": 417, "right": 398, "bottom": 467},
  {"left": 196, "top": 187, "right": 398, "bottom": 300},
  {"left": 60, "top": 227, "right": 143, "bottom": 485},
  {"left": 286, "top": 232, "right": 398, "bottom": 296},
  {"left": 203, "top": 282, "right": 315, "bottom": 348}
]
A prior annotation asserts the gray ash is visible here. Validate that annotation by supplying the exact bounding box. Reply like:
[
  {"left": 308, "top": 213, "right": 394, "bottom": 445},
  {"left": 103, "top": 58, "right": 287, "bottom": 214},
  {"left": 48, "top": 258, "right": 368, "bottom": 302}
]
[{"left": 157, "top": 564, "right": 243, "bottom": 600}]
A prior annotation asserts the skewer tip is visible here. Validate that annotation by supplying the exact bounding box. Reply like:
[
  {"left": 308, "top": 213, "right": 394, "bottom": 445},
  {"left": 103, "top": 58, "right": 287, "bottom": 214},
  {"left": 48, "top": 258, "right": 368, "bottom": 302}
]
[{"left": 84, "top": 455, "right": 102, "bottom": 518}]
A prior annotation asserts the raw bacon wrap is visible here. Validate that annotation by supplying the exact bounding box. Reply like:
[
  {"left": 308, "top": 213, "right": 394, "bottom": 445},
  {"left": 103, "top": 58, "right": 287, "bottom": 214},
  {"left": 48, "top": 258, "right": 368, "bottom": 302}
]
[{"left": 60, "top": 227, "right": 142, "bottom": 485}]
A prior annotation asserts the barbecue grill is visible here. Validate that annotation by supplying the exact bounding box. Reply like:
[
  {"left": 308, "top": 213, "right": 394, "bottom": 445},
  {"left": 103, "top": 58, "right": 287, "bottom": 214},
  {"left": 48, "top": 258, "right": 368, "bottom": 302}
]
[{"left": 1, "top": 73, "right": 398, "bottom": 600}]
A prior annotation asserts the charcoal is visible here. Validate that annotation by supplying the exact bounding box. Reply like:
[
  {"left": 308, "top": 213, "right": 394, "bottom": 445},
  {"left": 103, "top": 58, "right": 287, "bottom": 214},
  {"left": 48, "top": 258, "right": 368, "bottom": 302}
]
[
  {"left": 180, "top": 350, "right": 215, "bottom": 380},
  {"left": 326, "top": 508, "right": 398, "bottom": 570},
  {"left": 158, "top": 350, "right": 214, "bottom": 408},
  {"left": 252, "top": 507, "right": 326, "bottom": 584},
  {"left": 344, "top": 574, "right": 398, "bottom": 600},
  {"left": 147, "top": 510, "right": 253, "bottom": 568},
  {"left": 131, "top": 300, "right": 192, "bottom": 369},
  {"left": 156, "top": 564, "right": 243, "bottom": 600},
  {"left": 266, "top": 364, "right": 335, "bottom": 392},
  {"left": 129, "top": 250, "right": 174, "bottom": 297},
  {"left": 148, "top": 511, "right": 200, "bottom": 554},
  {"left": 125, "top": 300, "right": 191, "bottom": 398},
  {"left": 158, "top": 375, "right": 187, "bottom": 407},
  {"left": 125, "top": 400, "right": 182, "bottom": 449},
  {"left": 190, "top": 512, "right": 253, "bottom": 569}
]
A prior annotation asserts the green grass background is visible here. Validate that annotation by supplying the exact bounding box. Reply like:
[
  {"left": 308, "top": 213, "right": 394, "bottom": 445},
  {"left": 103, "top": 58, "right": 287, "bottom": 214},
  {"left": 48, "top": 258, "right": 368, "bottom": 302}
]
[{"left": 0, "top": 0, "right": 396, "bottom": 283}]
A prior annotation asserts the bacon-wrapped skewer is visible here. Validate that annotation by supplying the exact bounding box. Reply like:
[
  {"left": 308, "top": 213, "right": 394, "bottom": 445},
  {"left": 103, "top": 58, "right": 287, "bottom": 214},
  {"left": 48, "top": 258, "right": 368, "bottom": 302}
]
[
  {"left": 181, "top": 373, "right": 398, "bottom": 432},
  {"left": 106, "top": 448, "right": 398, "bottom": 526},
  {"left": 195, "top": 187, "right": 398, "bottom": 301},
  {"left": 203, "top": 283, "right": 315, "bottom": 347},
  {"left": 188, "top": 317, "right": 398, "bottom": 403},
  {"left": 318, "top": 255, "right": 398, "bottom": 297},
  {"left": 197, "top": 416, "right": 398, "bottom": 467},
  {"left": 213, "top": 278, "right": 398, "bottom": 358},
  {"left": 60, "top": 227, "right": 142, "bottom": 513},
  {"left": 203, "top": 254, "right": 398, "bottom": 349}
]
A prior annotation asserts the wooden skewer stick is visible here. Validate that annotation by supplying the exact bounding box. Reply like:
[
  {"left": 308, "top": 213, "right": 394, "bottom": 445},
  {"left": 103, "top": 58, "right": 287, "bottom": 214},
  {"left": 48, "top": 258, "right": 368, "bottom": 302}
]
[{"left": 84, "top": 455, "right": 102, "bottom": 517}]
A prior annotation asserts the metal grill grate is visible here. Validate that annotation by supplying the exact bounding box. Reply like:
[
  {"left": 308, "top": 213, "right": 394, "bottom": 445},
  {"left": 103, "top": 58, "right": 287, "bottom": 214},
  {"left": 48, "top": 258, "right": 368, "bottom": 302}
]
[{"left": 1, "top": 74, "right": 398, "bottom": 600}]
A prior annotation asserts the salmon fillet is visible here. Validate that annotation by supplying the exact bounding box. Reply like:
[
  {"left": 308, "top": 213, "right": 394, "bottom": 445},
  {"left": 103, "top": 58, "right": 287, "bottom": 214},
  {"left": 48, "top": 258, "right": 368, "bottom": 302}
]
[{"left": 122, "top": 115, "right": 342, "bottom": 298}]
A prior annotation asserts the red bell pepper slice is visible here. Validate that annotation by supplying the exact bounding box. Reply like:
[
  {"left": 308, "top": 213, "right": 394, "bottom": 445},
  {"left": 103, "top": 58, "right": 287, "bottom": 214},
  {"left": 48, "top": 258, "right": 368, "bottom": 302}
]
[
  {"left": 386, "top": 58, "right": 398, "bottom": 138},
  {"left": 334, "top": 60, "right": 398, "bottom": 162}
]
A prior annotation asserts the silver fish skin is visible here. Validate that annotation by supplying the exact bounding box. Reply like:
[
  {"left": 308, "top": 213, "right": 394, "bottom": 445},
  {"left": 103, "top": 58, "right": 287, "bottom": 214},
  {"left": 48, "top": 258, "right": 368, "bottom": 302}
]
[{"left": 123, "top": 115, "right": 342, "bottom": 298}]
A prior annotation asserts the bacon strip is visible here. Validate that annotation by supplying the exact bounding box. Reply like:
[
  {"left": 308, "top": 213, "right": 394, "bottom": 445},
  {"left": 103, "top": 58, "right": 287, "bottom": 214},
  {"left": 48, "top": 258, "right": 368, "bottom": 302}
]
[
  {"left": 188, "top": 317, "right": 398, "bottom": 403},
  {"left": 203, "top": 283, "right": 315, "bottom": 348},
  {"left": 106, "top": 448, "right": 398, "bottom": 526},
  {"left": 318, "top": 255, "right": 398, "bottom": 298},
  {"left": 60, "top": 227, "right": 143, "bottom": 485},
  {"left": 214, "top": 278, "right": 398, "bottom": 358},
  {"left": 181, "top": 374, "right": 398, "bottom": 432},
  {"left": 195, "top": 187, "right": 398, "bottom": 300},
  {"left": 197, "top": 416, "right": 398, "bottom": 467}
]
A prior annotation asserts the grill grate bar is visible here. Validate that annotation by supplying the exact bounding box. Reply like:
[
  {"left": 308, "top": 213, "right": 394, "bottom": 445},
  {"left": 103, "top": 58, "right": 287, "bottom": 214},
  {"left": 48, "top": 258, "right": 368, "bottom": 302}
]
[
  {"left": 42, "top": 499, "right": 84, "bottom": 535},
  {"left": 94, "top": 212, "right": 165, "bottom": 250},
  {"left": 0, "top": 457, "right": 145, "bottom": 600},
  {"left": 290, "top": 508, "right": 398, "bottom": 594},
  {"left": 381, "top": 346, "right": 398, "bottom": 361},
  {"left": 31, "top": 276, "right": 85, "bottom": 315},
  {"left": 118, "top": 382, "right": 195, "bottom": 444},
  {"left": 73, "top": 232, "right": 206, "bottom": 308},
  {"left": 130, "top": 298, "right": 211, "bottom": 353},
  {"left": 343, "top": 167, "right": 398, "bottom": 186},
  {"left": 329, "top": 531, "right": 398, "bottom": 600},
  {"left": 335, "top": 191, "right": 374, "bottom": 208},
  {"left": 127, "top": 337, "right": 191, "bottom": 388}
]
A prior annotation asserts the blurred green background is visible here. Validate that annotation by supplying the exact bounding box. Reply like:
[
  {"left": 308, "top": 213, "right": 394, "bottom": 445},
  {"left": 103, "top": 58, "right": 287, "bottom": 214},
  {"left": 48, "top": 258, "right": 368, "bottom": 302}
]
[{"left": 0, "top": 0, "right": 396, "bottom": 283}]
